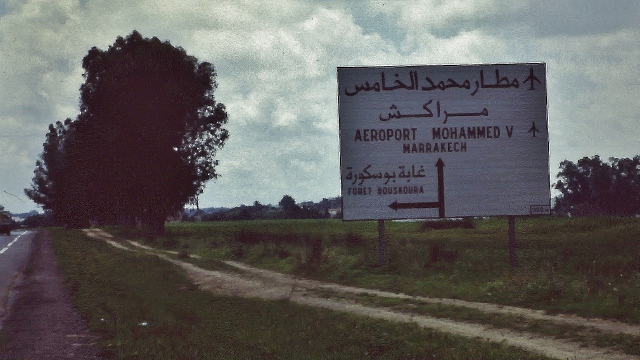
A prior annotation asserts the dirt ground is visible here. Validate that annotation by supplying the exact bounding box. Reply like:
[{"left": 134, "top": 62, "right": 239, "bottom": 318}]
[{"left": 0, "top": 231, "right": 100, "bottom": 360}]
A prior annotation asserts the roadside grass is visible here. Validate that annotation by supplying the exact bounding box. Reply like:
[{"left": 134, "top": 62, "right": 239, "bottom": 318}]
[
  {"left": 51, "top": 228, "right": 548, "bottom": 359},
  {"left": 303, "top": 288, "right": 640, "bottom": 356},
  {"left": 108, "top": 216, "right": 640, "bottom": 324}
]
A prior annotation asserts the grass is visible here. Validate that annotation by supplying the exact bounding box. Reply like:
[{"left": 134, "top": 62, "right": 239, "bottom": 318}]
[
  {"left": 108, "top": 216, "right": 640, "bottom": 324},
  {"left": 50, "top": 228, "right": 548, "bottom": 359},
  {"left": 304, "top": 287, "right": 640, "bottom": 356}
]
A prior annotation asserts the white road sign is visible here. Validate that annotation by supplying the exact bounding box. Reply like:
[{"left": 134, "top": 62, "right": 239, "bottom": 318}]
[{"left": 338, "top": 63, "right": 550, "bottom": 221}]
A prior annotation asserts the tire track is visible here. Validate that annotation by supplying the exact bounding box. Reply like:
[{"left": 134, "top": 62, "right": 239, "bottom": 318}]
[{"left": 84, "top": 228, "right": 640, "bottom": 360}]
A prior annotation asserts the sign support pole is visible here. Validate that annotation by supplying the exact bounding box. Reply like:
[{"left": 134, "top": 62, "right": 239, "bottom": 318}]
[
  {"left": 378, "top": 219, "right": 385, "bottom": 267},
  {"left": 508, "top": 216, "right": 517, "bottom": 269}
]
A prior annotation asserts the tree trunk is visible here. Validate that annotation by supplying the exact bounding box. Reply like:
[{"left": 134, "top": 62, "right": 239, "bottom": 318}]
[{"left": 144, "top": 212, "right": 166, "bottom": 242}]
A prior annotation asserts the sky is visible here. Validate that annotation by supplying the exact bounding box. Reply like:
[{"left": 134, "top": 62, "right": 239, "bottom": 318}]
[{"left": 0, "top": 0, "right": 639, "bottom": 214}]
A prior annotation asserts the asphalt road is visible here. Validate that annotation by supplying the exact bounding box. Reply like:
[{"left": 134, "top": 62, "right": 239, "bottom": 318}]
[{"left": 0, "top": 230, "right": 34, "bottom": 326}]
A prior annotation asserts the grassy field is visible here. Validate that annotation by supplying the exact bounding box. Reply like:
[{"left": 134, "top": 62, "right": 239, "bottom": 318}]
[
  {"left": 50, "top": 228, "right": 548, "bottom": 359},
  {"left": 110, "top": 216, "right": 640, "bottom": 323}
]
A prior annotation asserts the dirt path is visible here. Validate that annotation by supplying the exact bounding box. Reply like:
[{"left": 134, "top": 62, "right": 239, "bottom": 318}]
[{"left": 84, "top": 228, "right": 640, "bottom": 360}]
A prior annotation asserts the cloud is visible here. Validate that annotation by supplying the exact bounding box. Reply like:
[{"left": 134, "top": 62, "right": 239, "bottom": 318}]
[
  {"left": 0, "top": 0, "right": 638, "bottom": 213},
  {"left": 540, "top": 28, "right": 640, "bottom": 163},
  {"left": 186, "top": 5, "right": 398, "bottom": 206}
]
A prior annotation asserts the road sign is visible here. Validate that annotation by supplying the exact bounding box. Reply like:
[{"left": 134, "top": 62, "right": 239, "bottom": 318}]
[{"left": 338, "top": 63, "right": 550, "bottom": 221}]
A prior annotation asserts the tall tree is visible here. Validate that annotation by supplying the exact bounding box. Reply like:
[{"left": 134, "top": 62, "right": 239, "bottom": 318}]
[
  {"left": 25, "top": 120, "right": 68, "bottom": 210},
  {"left": 24, "top": 119, "right": 89, "bottom": 226},
  {"left": 27, "top": 31, "right": 228, "bottom": 235}
]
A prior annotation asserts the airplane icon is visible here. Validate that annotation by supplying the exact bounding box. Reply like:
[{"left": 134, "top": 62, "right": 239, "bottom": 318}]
[
  {"left": 528, "top": 122, "right": 540, "bottom": 137},
  {"left": 523, "top": 67, "right": 541, "bottom": 90}
]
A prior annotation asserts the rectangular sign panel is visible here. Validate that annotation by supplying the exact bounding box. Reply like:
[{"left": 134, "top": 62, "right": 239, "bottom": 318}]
[{"left": 338, "top": 63, "right": 549, "bottom": 221}]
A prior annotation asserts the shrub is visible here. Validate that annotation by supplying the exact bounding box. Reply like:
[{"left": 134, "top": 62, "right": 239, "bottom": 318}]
[
  {"left": 307, "top": 234, "right": 324, "bottom": 265},
  {"left": 345, "top": 232, "right": 367, "bottom": 247},
  {"left": 421, "top": 218, "right": 475, "bottom": 230},
  {"left": 294, "top": 234, "right": 325, "bottom": 272}
]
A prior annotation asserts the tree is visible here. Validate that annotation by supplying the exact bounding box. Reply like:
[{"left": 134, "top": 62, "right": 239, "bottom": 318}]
[
  {"left": 609, "top": 157, "right": 640, "bottom": 215},
  {"left": 24, "top": 119, "right": 89, "bottom": 226},
  {"left": 279, "top": 195, "right": 299, "bottom": 218},
  {"left": 25, "top": 121, "right": 66, "bottom": 212},
  {"left": 26, "top": 31, "right": 228, "bottom": 236},
  {"left": 554, "top": 155, "right": 640, "bottom": 216}
]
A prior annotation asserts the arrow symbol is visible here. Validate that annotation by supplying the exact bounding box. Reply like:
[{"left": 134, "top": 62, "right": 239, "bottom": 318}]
[
  {"left": 436, "top": 158, "right": 445, "bottom": 217},
  {"left": 389, "top": 158, "right": 446, "bottom": 218},
  {"left": 389, "top": 201, "right": 440, "bottom": 211}
]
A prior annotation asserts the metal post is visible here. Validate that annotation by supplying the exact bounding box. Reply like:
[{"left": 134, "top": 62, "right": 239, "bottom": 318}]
[
  {"left": 508, "top": 216, "right": 517, "bottom": 269},
  {"left": 378, "top": 219, "right": 385, "bottom": 267}
]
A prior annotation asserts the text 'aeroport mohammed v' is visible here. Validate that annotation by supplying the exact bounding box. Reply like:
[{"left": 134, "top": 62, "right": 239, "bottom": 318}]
[{"left": 352, "top": 125, "right": 512, "bottom": 154}]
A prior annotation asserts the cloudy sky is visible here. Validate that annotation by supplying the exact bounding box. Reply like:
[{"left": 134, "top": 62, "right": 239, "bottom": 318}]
[{"left": 0, "top": 0, "right": 638, "bottom": 214}]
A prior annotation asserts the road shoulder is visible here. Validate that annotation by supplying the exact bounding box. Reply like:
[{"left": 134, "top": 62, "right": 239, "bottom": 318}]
[{"left": 0, "top": 230, "right": 100, "bottom": 359}]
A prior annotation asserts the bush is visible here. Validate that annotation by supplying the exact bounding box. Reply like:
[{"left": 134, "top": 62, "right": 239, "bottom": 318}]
[
  {"left": 306, "top": 234, "right": 324, "bottom": 265},
  {"left": 293, "top": 234, "right": 325, "bottom": 272},
  {"left": 421, "top": 218, "right": 475, "bottom": 230}
]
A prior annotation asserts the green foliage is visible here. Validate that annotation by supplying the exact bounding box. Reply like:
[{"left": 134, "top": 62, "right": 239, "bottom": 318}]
[
  {"left": 26, "top": 31, "right": 228, "bottom": 235},
  {"left": 278, "top": 194, "right": 297, "bottom": 217},
  {"left": 24, "top": 119, "right": 84, "bottom": 226},
  {"left": 198, "top": 196, "right": 334, "bottom": 221},
  {"left": 555, "top": 155, "right": 640, "bottom": 215},
  {"left": 276, "top": 195, "right": 327, "bottom": 219}
]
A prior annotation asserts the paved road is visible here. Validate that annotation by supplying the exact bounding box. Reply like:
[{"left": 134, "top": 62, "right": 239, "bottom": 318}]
[{"left": 0, "top": 230, "right": 34, "bottom": 326}]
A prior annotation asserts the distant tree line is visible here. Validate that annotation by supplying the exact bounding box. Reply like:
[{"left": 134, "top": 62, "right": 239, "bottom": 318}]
[
  {"left": 554, "top": 155, "right": 640, "bottom": 216},
  {"left": 24, "top": 31, "right": 228, "bottom": 237},
  {"left": 185, "top": 196, "right": 342, "bottom": 221}
]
